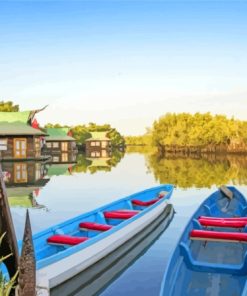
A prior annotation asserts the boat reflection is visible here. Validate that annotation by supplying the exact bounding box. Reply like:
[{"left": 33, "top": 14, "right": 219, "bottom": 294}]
[{"left": 51, "top": 204, "right": 174, "bottom": 296}]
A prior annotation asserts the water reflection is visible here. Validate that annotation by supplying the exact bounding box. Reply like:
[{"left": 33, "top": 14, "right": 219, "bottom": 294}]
[
  {"left": 46, "top": 163, "right": 74, "bottom": 176},
  {"left": 2, "top": 150, "right": 125, "bottom": 209},
  {"left": 146, "top": 153, "right": 247, "bottom": 188},
  {"left": 2, "top": 161, "right": 49, "bottom": 209},
  {"left": 5, "top": 148, "right": 247, "bottom": 296},
  {"left": 4, "top": 149, "right": 247, "bottom": 210},
  {"left": 126, "top": 146, "right": 247, "bottom": 188},
  {"left": 48, "top": 151, "right": 77, "bottom": 164},
  {"left": 73, "top": 150, "right": 124, "bottom": 174}
]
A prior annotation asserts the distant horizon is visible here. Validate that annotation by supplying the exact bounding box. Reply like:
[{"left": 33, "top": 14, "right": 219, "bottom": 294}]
[{"left": 1, "top": 1, "right": 246, "bottom": 136}]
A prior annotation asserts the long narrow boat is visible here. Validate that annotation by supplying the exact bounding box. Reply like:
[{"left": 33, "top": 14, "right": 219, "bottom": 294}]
[
  {"left": 160, "top": 186, "right": 247, "bottom": 296},
  {"left": 52, "top": 203, "right": 174, "bottom": 296},
  {"left": 28, "top": 184, "right": 173, "bottom": 295}
]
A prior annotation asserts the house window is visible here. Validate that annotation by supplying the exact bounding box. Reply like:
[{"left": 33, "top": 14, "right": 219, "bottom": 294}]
[
  {"left": 91, "top": 151, "right": 100, "bottom": 157},
  {"left": 101, "top": 150, "right": 107, "bottom": 157},
  {"left": 14, "top": 138, "right": 27, "bottom": 158},
  {"left": 14, "top": 163, "right": 27, "bottom": 183},
  {"left": 52, "top": 156, "right": 59, "bottom": 162},
  {"left": 62, "top": 153, "right": 68, "bottom": 162},
  {"left": 95, "top": 141, "right": 101, "bottom": 146},
  {"left": 35, "top": 138, "right": 40, "bottom": 149},
  {"left": 53, "top": 142, "right": 59, "bottom": 148},
  {"left": 35, "top": 163, "right": 41, "bottom": 180},
  {"left": 34, "top": 138, "right": 41, "bottom": 157},
  {"left": 61, "top": 142, "right": 68, "bottom": 152},
  {"left": 46, "top": 142, "right": 52, "bottom": 148},
  {"left": 101, "top": 141, "right": 107, "bottom": 148},
  {"left": 0, "top": 139, "right": 7, "bottom": 151},
  {"left": 91, "top": 142, "right": 96, "bottom": 147}
]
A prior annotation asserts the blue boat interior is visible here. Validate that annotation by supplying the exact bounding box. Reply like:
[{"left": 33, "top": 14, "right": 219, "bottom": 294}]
[
  {"left": 161, "top": 187, "right": 247, "bottom": 296},
  {"left": 17, "top": 184, "right": 173, "bottom": 270}
]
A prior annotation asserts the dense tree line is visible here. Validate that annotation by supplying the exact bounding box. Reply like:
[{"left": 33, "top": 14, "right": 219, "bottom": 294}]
[
  {"left": 152, "top": 112, "right": 247, "bottom": 147},
  {"left": 125, "top": 113, "right": 247, "bottom": 154},
  {"left": 152, "top": 113, "right": 247, "bottom": 154},
  {"left": 125, "top": 133, "right": 152, "bottom": 146},
  {"left": 0, "top": 101, "right": 19, "bottom": 112},
  {"left": 45, "top": 122, "right": 125, "bottom": 147}
]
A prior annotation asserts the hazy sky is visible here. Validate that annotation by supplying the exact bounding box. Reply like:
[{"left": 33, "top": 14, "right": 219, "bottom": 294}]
[{"left": 0, "top": 1, "right": 246, "bottom": 135}]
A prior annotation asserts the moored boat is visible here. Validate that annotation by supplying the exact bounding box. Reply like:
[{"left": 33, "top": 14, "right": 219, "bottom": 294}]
[
  {"left": 160, "top": 186, "right": 247, "bottom": 296},
  {"left": 29, "top": 184, "right": 173, "bottom": 295},
  {"left": 52, "top": 203, "right": 175, "bottom": 296}
]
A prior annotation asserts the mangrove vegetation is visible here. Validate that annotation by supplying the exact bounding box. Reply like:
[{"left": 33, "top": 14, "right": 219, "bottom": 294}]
[{"left": 126, "top": 112, "right": 247, "bottom": 155}]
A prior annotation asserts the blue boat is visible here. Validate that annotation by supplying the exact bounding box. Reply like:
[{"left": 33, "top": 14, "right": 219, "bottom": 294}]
[
  {"left": 28, "top": 184, "right": 173, "bottom": 295},
  {"left": 52, "top": 203, "right": 175, "bottom": 296},
  {"left": 160, "top": 186, "right": 247, "bottom": 296}
]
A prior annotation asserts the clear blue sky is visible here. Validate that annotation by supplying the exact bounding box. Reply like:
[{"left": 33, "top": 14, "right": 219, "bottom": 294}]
[{"left": 0, "top": 1, "right": 246, "bottom": 135}]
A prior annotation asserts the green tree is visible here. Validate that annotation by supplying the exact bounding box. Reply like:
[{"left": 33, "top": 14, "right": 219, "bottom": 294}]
[
  {"left": 0, "top": 101, "right": 19, "bottom": 112},
  {"left": 151, "top": 112, "right": 247, "bottom": 153}
]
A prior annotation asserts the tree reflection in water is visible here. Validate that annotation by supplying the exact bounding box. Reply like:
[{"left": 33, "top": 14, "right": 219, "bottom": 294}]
[{"left": 126, "top": 146, "right": 247, "bottom": 188}]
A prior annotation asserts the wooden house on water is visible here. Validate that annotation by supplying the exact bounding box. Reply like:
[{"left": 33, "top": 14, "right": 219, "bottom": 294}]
[
  {"left": 0, "top": 110, "right": 48, "bottom": 161},
  {"left": 85, "top": 132, "right": 112, "bottom": 158},
  {"left": 44, "top": 128, "right": 77, "bottom": 163}
]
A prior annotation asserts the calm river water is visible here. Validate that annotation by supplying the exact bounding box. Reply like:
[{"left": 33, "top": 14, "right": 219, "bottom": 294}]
[{"left": 6, "top": 148, "right": 247, "bottom": 296}]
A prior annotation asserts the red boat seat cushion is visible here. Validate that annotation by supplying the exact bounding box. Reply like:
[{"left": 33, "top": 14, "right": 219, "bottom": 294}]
[
  {"left": 114, "top": 210, "right": 139, "bottom": 214},
  {"left": 79, "top": 222, "right": 112, "bottom": 231},
  {"left": 104, "top": 210, "right": 138, "bottom": 219},
  {"left": 47, "top": 235, "right": 88, "bottom": 246},
  {"left": 199, "top": 216, "right": 247, "bottom": 221},
  {"left": 198, "top": 218, "right": 247, "bottom": 228},
  {"left": 132, "top": 198, "right": 159, "bottom": 206},
  {"left": 190, "top": 230, "right": 247, "bottom": 243}
]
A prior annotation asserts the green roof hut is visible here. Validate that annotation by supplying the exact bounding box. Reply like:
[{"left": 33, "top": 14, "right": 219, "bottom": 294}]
[
  {"left": 85, "top": 132, "right": 112, "bottom": 158},
  {"left": 0, "top": 110, "right": 48, "bottom": 161},
  {"left": 44, "top": 128, "right": 77, "bottom": 163}
]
